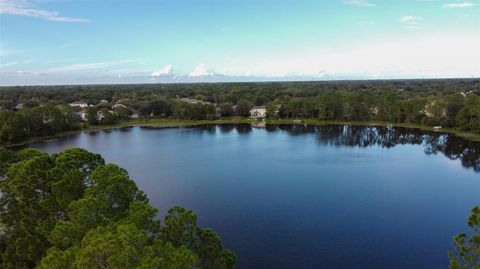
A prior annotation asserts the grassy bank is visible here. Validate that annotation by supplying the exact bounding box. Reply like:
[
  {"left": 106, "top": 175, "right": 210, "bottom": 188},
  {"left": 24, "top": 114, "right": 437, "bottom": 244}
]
[{"left": 4, "top": 117, "right": 480, "bottom": 148}]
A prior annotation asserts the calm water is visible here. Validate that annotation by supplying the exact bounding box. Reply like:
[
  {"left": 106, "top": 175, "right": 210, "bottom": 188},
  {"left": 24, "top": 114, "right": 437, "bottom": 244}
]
[{"left": 29, "top": 124, "right": 480, "bottom": 269}]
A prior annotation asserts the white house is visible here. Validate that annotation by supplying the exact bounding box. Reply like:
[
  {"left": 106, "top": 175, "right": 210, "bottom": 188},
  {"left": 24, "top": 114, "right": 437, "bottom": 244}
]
[
  {"left": 249, "top": 106, "right": 267, "bottom": 118},
  {"left": 69, "top": 101, "right": 88, "bottom": 108}
]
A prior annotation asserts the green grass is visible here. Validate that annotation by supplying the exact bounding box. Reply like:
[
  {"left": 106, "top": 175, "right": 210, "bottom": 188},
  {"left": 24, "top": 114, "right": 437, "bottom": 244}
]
[{"left": 4, "top": 117, "right": 480, "bottom": 148}]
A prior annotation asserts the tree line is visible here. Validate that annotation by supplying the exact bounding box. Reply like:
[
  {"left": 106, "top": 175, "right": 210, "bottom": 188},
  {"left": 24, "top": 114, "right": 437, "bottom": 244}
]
[
  {"left": 0, "top": 79, "right": 478, "bottom": 145},
  {"left": 0, "top": 147, "right": 236, "bottom": 269}
]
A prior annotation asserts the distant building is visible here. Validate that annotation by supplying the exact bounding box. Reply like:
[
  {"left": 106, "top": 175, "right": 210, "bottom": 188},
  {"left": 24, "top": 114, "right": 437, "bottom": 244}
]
[
  {"left": 69, "top": 101, "right": 88, "bottom": 108},
  {"left": 249, "top": 106, "right": 267, "bottom": 118}
]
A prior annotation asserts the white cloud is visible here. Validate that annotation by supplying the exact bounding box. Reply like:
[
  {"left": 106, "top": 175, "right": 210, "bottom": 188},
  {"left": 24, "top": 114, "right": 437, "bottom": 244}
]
[
  {"left": 45, "top": 60, "right": 138, "bottom": 73},
  {"left": 443, "top": 2, "right": 476, "bottom": 8},
  {"left": 400, "top": 16, "right": 423, "bottom": 29},
  {"left": 0, "top": 0, "right": 89, "bottom": 22},
  {"left": 151, "top": 64, "right": 174, "bottom": 77},
  {"left": 342, "top": 0, "right": 376, "bottom": 7},
  {"left": 188, "top": 64, "right": 214, "bottom": 77},
  {"left": 400, "top": 16, "right": 422, "bottom": 22},
  {"left": 16, "top": 70, "right": 48, "bottom": 76}
]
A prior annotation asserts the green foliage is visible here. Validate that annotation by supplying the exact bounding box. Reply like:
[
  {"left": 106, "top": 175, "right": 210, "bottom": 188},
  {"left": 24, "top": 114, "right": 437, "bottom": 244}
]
[
  {"left": 449, "top": 206, "right": 480, "bottom": 269},
  {"left": 162, "top": 206, "right": 237, "bottom": 269},
  {"left": 456, "top": 94, "right": 480, "bottom": 133},
  {"left": 172, "top": 101, "right": 216, "bottom": 120},
  {"left": 85, "top": 107, "right": 98, "bottom": 125},
  {"left": 0, "top": 147, "right": 15, "bottom": 178},
  {"left": 114, "top": 106, "right": 132, "bottom": 119},
  {"left": 0, "top": 147, "right": 236, "bottom": 269},
  {"left": 0, "top": 105, "right": 81, "bottom": 145},
  {"left": 139, "top": 98, "right": 172, "bottom": 117},
  {"left": 99, "top": 108, "right": 116, "bottom": 125},
  {"left": 219, "top": 103, "right": 234, "bottom": 117},
  {"left": 235, "top": 99, "right": 253, "bottom": 117}
]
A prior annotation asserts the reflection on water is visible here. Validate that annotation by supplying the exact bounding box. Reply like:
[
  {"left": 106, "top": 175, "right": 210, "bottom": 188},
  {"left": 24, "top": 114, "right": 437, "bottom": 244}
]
[{"left": 189, "top": 124, "right": 480, "bottom": 172}]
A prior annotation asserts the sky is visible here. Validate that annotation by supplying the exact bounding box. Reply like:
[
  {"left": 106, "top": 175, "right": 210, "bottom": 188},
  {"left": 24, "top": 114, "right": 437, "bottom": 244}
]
[{"left": 0, "top": 0, "right": 479, "bottom": 85}]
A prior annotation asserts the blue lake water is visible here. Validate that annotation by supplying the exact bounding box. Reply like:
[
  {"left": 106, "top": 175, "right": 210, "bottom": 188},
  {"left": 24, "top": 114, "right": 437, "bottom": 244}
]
[{"left": 29, "top": 124, "right": 480, "bottom": 269}]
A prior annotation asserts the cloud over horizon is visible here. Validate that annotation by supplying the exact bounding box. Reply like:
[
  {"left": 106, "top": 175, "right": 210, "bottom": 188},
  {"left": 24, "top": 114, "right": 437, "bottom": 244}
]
[
  {"left": 151, "top": 64, "right": 174, "bottom": 77},
  {"left": 188, "top": 64, "right": 215, "bottom": 77}
]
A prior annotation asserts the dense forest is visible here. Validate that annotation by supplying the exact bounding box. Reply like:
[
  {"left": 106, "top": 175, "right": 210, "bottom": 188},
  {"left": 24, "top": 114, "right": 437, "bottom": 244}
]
[
  {"left": 0, "top": 147, "right": 236, "bottom": 269},
  {"left": 0, "top": 79, "right": 479, "bottom": 145}
]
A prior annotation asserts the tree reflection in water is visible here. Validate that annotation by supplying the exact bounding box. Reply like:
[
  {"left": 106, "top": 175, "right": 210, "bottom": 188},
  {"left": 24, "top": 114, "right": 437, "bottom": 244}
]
[{"left": 202, "top": 124, "right": 480, "bottom": 172}]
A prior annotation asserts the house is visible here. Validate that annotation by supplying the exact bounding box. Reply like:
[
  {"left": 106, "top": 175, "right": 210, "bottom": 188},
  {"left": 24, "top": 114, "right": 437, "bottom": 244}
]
[
  {"left": 76, "top": 110, "right": 87, "bottom": 121},
  {"left": 249, "top": 106, "right": 267, "bottom": 119},
  {"left": 69, "top": 101, "right": 88, "bottom": 108}
]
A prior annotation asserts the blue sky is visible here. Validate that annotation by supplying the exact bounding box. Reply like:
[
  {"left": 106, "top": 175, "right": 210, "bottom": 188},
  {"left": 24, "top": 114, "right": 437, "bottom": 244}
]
[{"left": 0, "top": 0, "right": 479, "bottom": 85}]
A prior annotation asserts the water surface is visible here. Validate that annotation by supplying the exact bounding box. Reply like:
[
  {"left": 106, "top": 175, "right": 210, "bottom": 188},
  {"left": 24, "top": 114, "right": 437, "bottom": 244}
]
[{"left": 29, "top": 124, "right": 480, "bottom": 269}]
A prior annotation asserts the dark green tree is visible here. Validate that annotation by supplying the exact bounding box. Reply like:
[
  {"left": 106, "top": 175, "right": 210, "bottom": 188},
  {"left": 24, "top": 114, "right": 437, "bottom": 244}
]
[{"left": 449, "top": 206, "right": 480, "bottom": 269}]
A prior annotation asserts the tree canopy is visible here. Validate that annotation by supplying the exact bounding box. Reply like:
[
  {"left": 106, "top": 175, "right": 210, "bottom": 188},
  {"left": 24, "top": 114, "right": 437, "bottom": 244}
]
[{"left": 0, "top": 147, "right": 236, "bottom": 269}]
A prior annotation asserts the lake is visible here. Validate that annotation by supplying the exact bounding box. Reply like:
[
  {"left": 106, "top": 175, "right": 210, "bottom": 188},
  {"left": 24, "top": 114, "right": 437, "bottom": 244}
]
[{"left": 29, "top": 124, "right": 480, "bottom": 269}]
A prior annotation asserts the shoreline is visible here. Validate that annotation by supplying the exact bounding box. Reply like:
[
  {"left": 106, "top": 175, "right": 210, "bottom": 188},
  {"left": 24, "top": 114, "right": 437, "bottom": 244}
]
[{"left": 4, "top": 118, "right": 480, "bottom": 148}]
